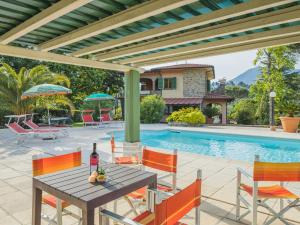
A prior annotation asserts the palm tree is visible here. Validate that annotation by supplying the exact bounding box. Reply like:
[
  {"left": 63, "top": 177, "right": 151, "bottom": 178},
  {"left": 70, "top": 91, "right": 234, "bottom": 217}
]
[{"left": 0, "top": 63, "right": 74, "bottom": 114}]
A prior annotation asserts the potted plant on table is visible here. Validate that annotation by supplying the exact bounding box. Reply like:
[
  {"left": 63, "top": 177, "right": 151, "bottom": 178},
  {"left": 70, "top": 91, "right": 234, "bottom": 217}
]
[
  {"left": 279, "top": 100, "right": 300, "bottom": 133},
  {"left": 202, "top": 106, "right": 219, "bottom": 124}
]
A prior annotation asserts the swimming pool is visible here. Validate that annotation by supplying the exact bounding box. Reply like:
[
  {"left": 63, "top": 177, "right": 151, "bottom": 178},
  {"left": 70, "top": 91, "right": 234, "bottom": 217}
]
[{"left": 109, "top": 130, "right": 300, "bottom": 162}]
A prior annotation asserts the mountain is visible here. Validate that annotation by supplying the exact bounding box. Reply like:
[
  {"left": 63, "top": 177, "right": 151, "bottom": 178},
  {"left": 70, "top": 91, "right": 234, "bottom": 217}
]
[
  {"left": 230, "top": 67, "right": 300, "bottom": 85},
  {"left": 230, "top": 67, "right": 261, "bottom": 85}
]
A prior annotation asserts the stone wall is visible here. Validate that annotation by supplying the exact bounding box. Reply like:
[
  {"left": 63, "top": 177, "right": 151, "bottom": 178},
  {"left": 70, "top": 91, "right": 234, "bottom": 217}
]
[{"left": 183, "top": 69, "right": 207, "bottom": 97}]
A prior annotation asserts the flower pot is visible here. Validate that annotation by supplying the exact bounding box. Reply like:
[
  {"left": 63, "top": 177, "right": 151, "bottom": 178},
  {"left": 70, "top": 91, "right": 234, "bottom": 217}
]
[
  {"left": 206, "top": 117, "right": 213, "bottom": 124},
  {"left": 279, "top": 117, "right": 300, "bottom": 133}
]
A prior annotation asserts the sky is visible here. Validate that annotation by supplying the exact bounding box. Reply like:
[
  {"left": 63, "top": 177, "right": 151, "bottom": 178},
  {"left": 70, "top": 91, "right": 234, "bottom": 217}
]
[{"left": 144, "top": 49, "right": 300, "bottom": 81}]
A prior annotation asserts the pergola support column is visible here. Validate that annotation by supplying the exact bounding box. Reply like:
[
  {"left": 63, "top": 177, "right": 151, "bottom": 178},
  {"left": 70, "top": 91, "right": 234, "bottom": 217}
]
[{"left": 124, "top": 70, "right": 140, "bottom": 143}]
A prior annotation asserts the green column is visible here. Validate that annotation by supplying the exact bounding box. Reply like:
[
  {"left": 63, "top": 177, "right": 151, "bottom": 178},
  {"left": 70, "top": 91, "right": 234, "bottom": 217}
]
[{"left": 124, "top": 70, "right": 140, "bottom": 143}]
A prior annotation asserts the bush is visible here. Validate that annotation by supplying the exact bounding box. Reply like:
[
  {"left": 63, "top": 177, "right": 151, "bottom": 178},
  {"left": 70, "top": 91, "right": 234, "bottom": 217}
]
[
  {"left": 140, "top": 95, "right": 165, "bottom": 123},
  {"left": 113, "top": 107, "right": 122, "bottom": 120},
  {"left": 202, "top": 106, "right": 219, "bottom": 118},
  {"left": 166, "top": 107, "right": 206, "bottom": 125},
  {"left": 230, "top": 99, "right": 256, "bottom": 125},
  {"left": 0, "top": 107, "right": 11, "bottom": 128}
]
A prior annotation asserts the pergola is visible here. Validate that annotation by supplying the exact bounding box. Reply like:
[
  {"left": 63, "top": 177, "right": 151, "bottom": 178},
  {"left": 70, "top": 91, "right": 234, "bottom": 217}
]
[{"left": 0, "top": 0, "right": 299, "bottom": 143}]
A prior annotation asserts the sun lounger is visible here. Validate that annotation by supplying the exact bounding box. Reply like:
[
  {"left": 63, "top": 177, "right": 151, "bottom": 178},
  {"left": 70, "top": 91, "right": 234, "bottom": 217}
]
[
  {"left": 6, "top": 122, "right": 59, "bottom": 143},
  {"left": 23, "top": 119, "right": 68, "bottom": 136}
]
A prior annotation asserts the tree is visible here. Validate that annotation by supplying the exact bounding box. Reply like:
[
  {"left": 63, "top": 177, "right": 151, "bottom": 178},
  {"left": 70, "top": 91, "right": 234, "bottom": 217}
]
[
  {"left": 225, "top": 85, "right": 249, "bottom": 99},
  {"left": 0, "top": 63, "right": 71, "bottom": 114},
  {"left": 0, "top": 55, "right": 124, "bottom": 109},
  {"left": 250, "top": 46, "right": 298, "bottom": 124},
  {"left": 140, "top": 95, "right": 165, "bottom": 123},
  {"left": 230, "top": 99, "right": 257, "bottom": 125}
]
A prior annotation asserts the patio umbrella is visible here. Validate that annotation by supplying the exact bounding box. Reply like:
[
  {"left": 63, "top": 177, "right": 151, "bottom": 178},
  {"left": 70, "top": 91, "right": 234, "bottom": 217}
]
[
  {"left": 22, "top": 84, "right": 72, "bottom": 125},
  {"left": 84, "top": 93, "right": 114, "bottom": 120}
]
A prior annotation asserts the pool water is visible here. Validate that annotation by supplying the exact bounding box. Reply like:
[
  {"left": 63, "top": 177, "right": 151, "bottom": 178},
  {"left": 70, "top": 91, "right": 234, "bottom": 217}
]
[{"left": 109, "top": 130, "right": 300, "bottom": 162}]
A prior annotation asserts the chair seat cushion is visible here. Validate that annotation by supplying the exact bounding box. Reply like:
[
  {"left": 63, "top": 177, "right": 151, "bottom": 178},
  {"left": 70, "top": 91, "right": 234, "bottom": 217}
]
[
  {"left": 133, "top": 211, "right": 187, "bottom": 225},
  {"left": 115, "top": 155, "right": 139, "bottom": 164},
  {"left": 43, "top": 195, "right": 70, "bottom": 209},
  {"left": 241, "top": 184, "right": 299, "bottom": 199},
  {"left": 127, "top": 184, "right": 173, "bottom": 199}
]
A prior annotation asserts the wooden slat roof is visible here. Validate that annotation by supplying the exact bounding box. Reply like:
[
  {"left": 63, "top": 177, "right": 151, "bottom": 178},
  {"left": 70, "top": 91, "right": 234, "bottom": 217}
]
[{"left": 0, "top": 0, "right": 299, "bottom": 72}]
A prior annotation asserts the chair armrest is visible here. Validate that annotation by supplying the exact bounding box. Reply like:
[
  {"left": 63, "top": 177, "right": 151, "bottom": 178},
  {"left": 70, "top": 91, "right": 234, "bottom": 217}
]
[
  {"left": 237, "top": 167, "right": 253, "bottom": 180},
  {"left": 113, "top": 150, "right": 140, "bottom": 154},
  {"left": 100, "top": 209, "right": 142, "bottom": 225},
  {"left": 147, "top": 187, "right": 174, "bottom": 199}
]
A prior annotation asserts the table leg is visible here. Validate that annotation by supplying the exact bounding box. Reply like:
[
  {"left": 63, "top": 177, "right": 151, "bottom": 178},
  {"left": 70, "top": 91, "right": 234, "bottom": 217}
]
[
  {"left": 56, "top": 198, "right": 63, "bottom": 225},
  {"left": 82, "top": 208, "right": 94, "bottom": 225},
  {"left": 32, "top": 186, "right": 42, "bottom": 225}
]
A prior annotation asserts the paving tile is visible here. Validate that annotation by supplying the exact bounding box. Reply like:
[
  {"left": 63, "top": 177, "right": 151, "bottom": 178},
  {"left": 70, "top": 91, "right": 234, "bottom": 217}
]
[{"left": 0, "top": 215, "right": 22, "bottom": 225}]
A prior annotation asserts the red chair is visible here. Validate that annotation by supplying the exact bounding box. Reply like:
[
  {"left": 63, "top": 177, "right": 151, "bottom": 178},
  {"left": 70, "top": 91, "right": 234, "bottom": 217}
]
[
  {"left": 81, "top": 110, "right": 101, "bottom": 127},
  {"left": 32, "top": 149, "right": 82, "bottom": 225},
  {"left": 101, "top": 170, "right": 202, "bottom": 225}
]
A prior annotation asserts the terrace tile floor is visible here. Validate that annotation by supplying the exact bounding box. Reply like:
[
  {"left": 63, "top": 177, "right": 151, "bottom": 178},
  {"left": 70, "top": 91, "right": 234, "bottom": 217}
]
[{"left": 0, "top": 124, "right": 299, "bottom": 225}]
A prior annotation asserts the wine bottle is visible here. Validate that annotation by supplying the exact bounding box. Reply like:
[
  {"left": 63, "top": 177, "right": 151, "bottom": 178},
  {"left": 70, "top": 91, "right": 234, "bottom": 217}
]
[{"left": 90, "top": 143, "right": 99, "bottom": 174}]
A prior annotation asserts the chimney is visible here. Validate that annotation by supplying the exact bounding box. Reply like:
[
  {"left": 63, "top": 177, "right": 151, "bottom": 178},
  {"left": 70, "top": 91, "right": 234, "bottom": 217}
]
[{"left": 218, "top": 78, "right": 226, "bottom": 94}]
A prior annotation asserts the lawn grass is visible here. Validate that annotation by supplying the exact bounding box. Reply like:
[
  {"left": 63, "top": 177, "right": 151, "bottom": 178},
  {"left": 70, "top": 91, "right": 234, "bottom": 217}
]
[{"left": 72, "top": 122, "right": 84, "bottom": 127}]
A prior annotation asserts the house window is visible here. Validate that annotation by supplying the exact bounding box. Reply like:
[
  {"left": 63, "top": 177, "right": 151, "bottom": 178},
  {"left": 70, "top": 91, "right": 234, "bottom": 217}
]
[
  {"left": 155, "top": 77, "right": 176, "bottom": 90},
  {"left": 164, "top": 77, "right": 176, "bottom": 90}
]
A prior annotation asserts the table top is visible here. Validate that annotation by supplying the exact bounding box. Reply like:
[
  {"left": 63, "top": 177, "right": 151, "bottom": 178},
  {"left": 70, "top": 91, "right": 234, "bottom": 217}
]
[{"left": 33, "top": 163, "right": 157, "bottom": 209}]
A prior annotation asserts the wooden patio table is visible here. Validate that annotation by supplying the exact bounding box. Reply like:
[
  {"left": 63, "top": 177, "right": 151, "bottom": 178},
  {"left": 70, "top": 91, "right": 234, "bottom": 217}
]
[{"left": 32, "top": 162, "right": 157, "bottom": 225}]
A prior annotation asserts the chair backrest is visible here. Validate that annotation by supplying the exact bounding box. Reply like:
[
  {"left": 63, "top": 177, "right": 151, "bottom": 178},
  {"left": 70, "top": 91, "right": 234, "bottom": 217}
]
[
  {"left": 102, "top": 113, "right": 111, "bottom": 122},
  {"left": 8, "top": 122, "right": 29, "bottom": 133},
  {"left": 142, "top": 148, "right": 177, "bottom": 173},
  {"left": 155, "top": 171, "right": 201, "bottom": 225},
  {"left": 25, "top": 120, "right": 39, "bottom": 129},
  {"left": 32, "top": 149, "right": 82, "bottom": 176},
  {"left": 254, "top": 161, "right": 300, "bottom": 182},
  {"left": 82, "top": 114, "right": 94, "bottom": 122}
]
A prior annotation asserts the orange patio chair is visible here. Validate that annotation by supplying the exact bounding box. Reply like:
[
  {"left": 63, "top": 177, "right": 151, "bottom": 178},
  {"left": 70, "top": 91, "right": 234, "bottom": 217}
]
[
  {"left": 116, "top": 147, "right": 178, "bottom": 216},
  {"left": 32, "top": 149, "right": 82, "bottom": 225},
  {"left": 101, "top": 169, "right": 202, "bottom": 225},
  {"left": 236, "top": 155, "right": 300, "bottom": 225},
  {"left": 111, "top": 134, "right": 140, "bottom": 165}
]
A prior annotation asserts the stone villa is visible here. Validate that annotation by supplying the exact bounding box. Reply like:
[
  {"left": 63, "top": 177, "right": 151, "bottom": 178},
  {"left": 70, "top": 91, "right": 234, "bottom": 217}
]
[{"left": 140, "top": 64, "right": 233, "bottom": 124}]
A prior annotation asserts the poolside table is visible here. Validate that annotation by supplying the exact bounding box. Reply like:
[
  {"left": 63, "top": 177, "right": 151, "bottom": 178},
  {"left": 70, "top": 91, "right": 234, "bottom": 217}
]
[{"left": 32, "top": 162, "right": 157, "bottom": 225}]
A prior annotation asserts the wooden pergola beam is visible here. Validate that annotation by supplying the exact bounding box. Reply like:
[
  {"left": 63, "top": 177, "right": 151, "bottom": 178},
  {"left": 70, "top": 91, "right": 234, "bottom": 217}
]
[
  {"left": 0, "top": 44, "right": 139, "bottom": 73},
  {"left": 117, "top": 25, "right": 300, "bottom": 64},
  {"left": 38, "top": 0, "right": 198, "bottom": 52},
  {"left": 72, "top": 0, "right": 298, "bottom": 57},
  {"left": 135, "top": 34, "right": 300, "bottom": 67},
  {"left": 0, "top": 0, "right": 92, "bottom": 45},
  {"left": 96, "top": 5, "right": 300, "bottom": 61}
]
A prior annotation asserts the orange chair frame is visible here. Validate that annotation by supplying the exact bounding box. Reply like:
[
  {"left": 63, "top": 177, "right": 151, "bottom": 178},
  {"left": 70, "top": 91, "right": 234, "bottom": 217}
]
[
  {"left": 101, "top": 170, "right": 202, "bottom": 225},
  {"left": 236, "top": 155, "right": 300, "bottom": 225},
  {"left": 32, "top": 149, "right": 82, "bottom": 225}
]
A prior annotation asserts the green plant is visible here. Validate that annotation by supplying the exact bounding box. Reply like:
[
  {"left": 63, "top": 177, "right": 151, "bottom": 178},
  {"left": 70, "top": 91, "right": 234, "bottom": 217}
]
[
  {"left": 230, "top": 99, "right": 257, "bottom": 125},
  {"left": 202, "top": 106, "right": 219, "bottom": 118},
  {"left": 280, "top": 100, "right": 300, "bottom": 117},
  {"left": 0, "top": 63, "right": 72, "bottom": 114},
  {"left": 140, "top": 95, "right": 165, "bottom": 123},
  {"left": 166, "top": 107, "right": 206, "bottom": 125},
  {"left": 113, "top": 107, "right": 122, "bottom": 120}
]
